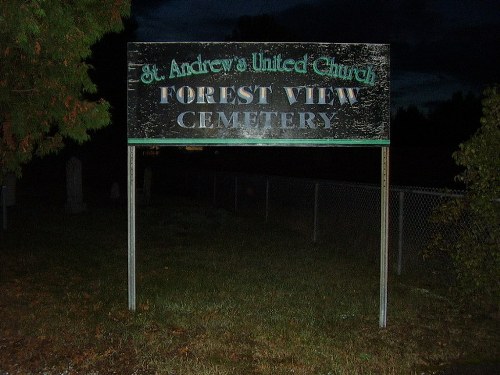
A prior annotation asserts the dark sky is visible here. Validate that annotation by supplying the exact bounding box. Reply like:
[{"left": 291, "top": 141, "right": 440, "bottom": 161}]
[{"left": 131, "top": 0, "right": 500, "bottom": 111}]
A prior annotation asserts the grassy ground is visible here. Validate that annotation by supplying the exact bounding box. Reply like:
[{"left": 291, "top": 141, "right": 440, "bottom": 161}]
[{"left": 0, "top": 197, "right": 498, "bottom": 374}]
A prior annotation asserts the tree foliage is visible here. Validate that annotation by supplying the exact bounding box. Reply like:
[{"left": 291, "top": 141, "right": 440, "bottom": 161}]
[
  {"left": 0, "top": 0, "right": 130, "bottom": 182},
  {"left": 428, "top": 87, "right": 500, "bottom": 311},
  {"left": 226, "top": 14, "right": 296, "bottom": 42},
  {"left": 390, "top": 93, "right": 481, "bottom": 186}
]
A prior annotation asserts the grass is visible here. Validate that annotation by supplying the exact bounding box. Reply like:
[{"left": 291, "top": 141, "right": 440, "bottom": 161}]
[{"left": 0, "top": 197, "right": 498, "bottom": 374}]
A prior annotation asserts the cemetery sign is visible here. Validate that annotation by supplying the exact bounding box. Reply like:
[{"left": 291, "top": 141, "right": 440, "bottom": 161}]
[{"left": 127, "top": 42, "right": 390, "bottom": 146}]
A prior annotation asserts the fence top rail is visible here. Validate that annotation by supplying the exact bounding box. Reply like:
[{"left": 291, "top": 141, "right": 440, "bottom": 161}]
[
  {"left": 391, "top": 186, "right": 464, "bottom": 198},
  {"left": 192, "top": 169, "right": 466, "bottom": 198}
]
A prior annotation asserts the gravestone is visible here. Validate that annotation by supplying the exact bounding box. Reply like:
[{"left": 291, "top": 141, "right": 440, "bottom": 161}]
[
  {"left": 2, "top": 174, "right": 16, "bottom": 207},
  {"left": 143, "top": 166, "right": 152, "bottom": 205},
  {"left": 110, "top": 182, "right": 120, "bottom": 203},
  {"left": 65, "top": 157, "right": 86, "bottom": 213}
]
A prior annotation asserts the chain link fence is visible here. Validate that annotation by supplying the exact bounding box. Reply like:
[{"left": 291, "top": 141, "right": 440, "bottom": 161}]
[{"left": 181, "top": 170, "right": 465, "bottom": 274}]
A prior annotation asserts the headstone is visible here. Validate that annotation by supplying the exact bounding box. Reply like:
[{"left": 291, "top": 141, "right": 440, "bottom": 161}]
[
  {"left": 143, "top": 166, "right": 152, "bottom": 205},
  {"left": 2, "top": 174, "right": 16, "bottom": 207},
  {"left": 65, "top": 157, "right": 86, "bottom": 213},
  {"left": 110, "top": 182, "right": 120, "bottom": 203}
]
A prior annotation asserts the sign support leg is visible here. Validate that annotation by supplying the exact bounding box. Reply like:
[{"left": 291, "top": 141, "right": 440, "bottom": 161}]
[
  {"left": 128, "top": 145, "right": 136, "bottom": 311},
  {"left": 380, "top": 147, "right": 390, "bottom": 328}
]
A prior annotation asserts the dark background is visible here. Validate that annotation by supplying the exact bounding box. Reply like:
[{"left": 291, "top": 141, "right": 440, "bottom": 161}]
[{"left": 16, "top": 0, "right": 498, "bottom": 205}]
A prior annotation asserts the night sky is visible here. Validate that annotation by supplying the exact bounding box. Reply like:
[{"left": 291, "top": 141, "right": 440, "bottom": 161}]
[
  {"left": 16, "top": 0, "right": 500, "bottom": 200},
  {"left": 132, "top": 0, "right": 500, "bottom": 111}
]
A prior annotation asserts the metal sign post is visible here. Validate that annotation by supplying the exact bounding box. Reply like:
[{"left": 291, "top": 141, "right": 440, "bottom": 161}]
[
  {"left": 379, "top": 146, "right": 390, "bottom": 328},
  {"left": 127, "top": 145, "right": 136, "bottom": 311}
]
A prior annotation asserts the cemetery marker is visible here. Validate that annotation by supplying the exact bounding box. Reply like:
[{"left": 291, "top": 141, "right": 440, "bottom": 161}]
[{"left": 127, "top": 42, "right": 390, "bottom": 327}]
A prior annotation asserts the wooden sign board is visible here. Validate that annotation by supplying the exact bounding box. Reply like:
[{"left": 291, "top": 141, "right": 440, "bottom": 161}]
[{"left": 127, "top": 42, "right": 389, "bottom": 146}]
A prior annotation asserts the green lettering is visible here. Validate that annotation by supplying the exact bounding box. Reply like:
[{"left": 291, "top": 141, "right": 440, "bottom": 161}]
[{"left": 169, "top": 59, "right": 184, "bottom": 79}]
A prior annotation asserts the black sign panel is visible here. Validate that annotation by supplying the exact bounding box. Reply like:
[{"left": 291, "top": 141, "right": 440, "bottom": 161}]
[{"left": 127, "top": 42, "right": 390, "bottom": 146}]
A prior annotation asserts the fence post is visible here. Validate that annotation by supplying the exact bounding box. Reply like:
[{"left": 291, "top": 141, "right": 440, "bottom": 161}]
[
  {"left": 265, "top": 177, "right": 270, "bottom": 222},
  {"left": 397, "top": 191, "right": 405, "bottom": 275},
  {"left": 234, "top": 176, "right": 238, "bottom": 212},
  {"left": 213, "top": 173, "right": 217, "bottom": 207},
  {"left": 1, "top": 185, "right": 6, "bottom": 230},
  {"left": 196, "top": 174, "right": 201, "bottom": 199},
  {"left": 313, "top": 182, "right": 319, "bottom": 243}
]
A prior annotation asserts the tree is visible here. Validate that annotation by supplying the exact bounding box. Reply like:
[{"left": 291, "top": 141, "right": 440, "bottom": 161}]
[
  {"left": 391, "top": 105, "right": 429, "bottom": 147},
  {"left": 226, "top": 14, "right": 296, "bottom": 42},
  {"left": 0, "top": 0, "right": 130, "bottom": 182},
  {"left": 428, "top": 87, "right": 500, "bottom": 312},
  {"left": 427, "top": 92, "right": 481, "bottom": 149}
]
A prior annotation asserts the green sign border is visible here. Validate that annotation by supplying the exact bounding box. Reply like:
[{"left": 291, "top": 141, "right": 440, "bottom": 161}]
[
  {"left": 128, "top": 138, "right": 390, "bottom": 146},
  {"left": 127, "top": 42, "right": 390, "bottom": 147}
]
